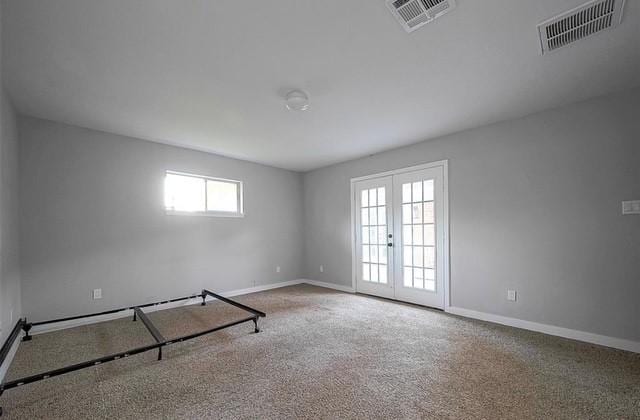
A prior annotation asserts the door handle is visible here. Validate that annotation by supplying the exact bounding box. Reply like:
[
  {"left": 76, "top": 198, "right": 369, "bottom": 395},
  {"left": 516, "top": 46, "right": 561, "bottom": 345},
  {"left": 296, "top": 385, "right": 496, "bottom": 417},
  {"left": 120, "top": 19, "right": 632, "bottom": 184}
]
[{"left": 387, "top": 242, "right": 393, "bottom": 247}]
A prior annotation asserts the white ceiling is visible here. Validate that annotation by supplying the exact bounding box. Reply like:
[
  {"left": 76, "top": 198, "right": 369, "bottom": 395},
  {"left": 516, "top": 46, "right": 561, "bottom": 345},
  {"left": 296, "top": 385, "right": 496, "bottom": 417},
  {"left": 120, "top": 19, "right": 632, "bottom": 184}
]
[{"left": 4, "top": 0, "right": 640, "bottom": 171}]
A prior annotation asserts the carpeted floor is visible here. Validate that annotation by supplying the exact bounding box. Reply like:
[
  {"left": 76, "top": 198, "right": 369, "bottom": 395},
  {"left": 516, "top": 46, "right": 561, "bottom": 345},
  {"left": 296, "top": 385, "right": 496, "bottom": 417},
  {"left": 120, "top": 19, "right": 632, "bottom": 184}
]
[{"left": 1, "top": 284, "right": 639, "bottom": 419}]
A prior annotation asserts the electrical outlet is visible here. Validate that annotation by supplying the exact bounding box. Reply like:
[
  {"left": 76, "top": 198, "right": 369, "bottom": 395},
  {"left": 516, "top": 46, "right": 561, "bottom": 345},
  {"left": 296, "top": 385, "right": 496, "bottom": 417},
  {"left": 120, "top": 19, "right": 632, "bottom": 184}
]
[
  {"left": 320, "top": 265, "right": 324, "bottom": 273},
  {"left": 276, "top": 266, "right": 281, "bottom": 273},
  {"left": 92, "top": 288, "right": 102, "bottom": 300},
  {"left": 507, "top": 290, "right": 517, "bottom": 302}
]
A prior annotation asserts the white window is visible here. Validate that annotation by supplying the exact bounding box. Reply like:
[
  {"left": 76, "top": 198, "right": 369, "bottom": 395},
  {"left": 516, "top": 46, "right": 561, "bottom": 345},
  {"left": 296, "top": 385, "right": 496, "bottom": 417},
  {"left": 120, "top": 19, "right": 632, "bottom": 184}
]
[{"left": 164, "top": 171, "right": 243, "bottom": 217}]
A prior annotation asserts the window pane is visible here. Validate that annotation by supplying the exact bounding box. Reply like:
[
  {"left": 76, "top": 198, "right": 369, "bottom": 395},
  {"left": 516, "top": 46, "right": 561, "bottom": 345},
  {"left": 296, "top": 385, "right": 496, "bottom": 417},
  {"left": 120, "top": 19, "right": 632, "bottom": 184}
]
[
  {"left": 424, "top": 224, "right": 435, "bottom": 246},
  {"left": 165, "top": 173, "right": 205, "bottom": 212},
  {"left": 362, "top": 227, "right": 369, "bottom": 244},
  {"left": 423, "top": 202, "right": 434, "bottom": 224},
  {"left": 412, "top": 182, "right": 422, "bottom": 202},
  {"left": 362, "top": 245, "right": 370, "bottom": 262},
  {"left": 361, "top": 208, "right": 369, "bottom": 226},
  {"left": 369, "top": 189, "right": 377, "bottom": 206},
  {"left": 362, "top": 264, "right": 370, "bottom": 281},
  {"left": 424, "top": 179, "right": 434, "bottom": 201},
  {"left": 402, "top": 183, "right": 412, "bottom": 203},
  {"left": 377, "top": 188, "right": 386, "bottom": 206},
  {"left": 361, "top": 190, "right": 368, "bottom": 207},
  {"left": 206, "top": 180, "right": 238, "bottom": 212},
  {"left": 402, "top": 204, "right": 412, "bottom": 224}
]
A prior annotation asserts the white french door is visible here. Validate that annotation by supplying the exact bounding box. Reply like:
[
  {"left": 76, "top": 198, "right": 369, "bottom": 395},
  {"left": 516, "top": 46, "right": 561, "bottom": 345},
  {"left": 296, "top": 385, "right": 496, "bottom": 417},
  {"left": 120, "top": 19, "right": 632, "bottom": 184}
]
[
  {"left": 353, "top": 164, "right": 447, "bottom": 309},
  {"left": 354, "top": 176, "right": 394, "bottom": 299}
]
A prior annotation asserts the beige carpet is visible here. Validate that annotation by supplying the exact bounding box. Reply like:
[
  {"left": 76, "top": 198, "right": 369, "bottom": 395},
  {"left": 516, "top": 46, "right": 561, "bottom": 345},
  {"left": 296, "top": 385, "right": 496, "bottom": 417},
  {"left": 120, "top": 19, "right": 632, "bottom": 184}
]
[{"left": 1, "top": 285, "right": 639, "bottom": 419}]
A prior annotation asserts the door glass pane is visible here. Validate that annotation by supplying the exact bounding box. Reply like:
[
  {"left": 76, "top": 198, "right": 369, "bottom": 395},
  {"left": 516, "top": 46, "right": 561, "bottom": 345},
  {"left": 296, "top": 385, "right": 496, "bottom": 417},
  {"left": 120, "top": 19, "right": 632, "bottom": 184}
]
[
  {"left": 362, "top": 227, "right": 369, "bottom": 244},
  {"left": 402, "top": 204, "right": 412, "bottom": 224},
  {"left": 379, "top": 266, "right": 387, "bottom": 284},
  {"left": 400, "top": 177, "right": 437, "bottom": 291},
  {"left": 413, "top": 268, "right": 424, "bottom": 289},
  {"left": 423, "top": 202, "right": 434, "bottom": 224},
  {"left": 404, "top": 267, "right": 413, "bottom": 287},
  {"left": 361, "top": 208, "right": 369, "bottom": 226},
  {"left": 412, "top": 225, "right": 423, "bottom": 245},
  {"left": 378, "top": 226, "right": 387, "bottom": 244},
  {"left": 412, "top": 182, "right": 422, "bottom": 202},
  {"left": 412, "top": 203, "right": 422, "bottom": 224},
  {"left": 370, "top": 245, "right": 378, "bottom": 263},
  {"left": 403, "top": 225, "right": 412, "bottom": 246},
  {"left": 424, "top": 180, "right": 434, "bottom": 201},
  {"left": 424, "top": 225, "right": 435, "bottom": 246},
  {"left": 378, "top": 207, "right": 386, "bottom": 225},
  {"left": 369, "top": 189, "right": 377, "bottom": 206},
  {"left": 369, "top": 208, "right": 377, "bottom": 225},
  {"left": 413, "top": 247, "right": 423, "bottom": 267},
  {"left": 402, "top": 183, "right": 412, "bottom": 203},
  {"left": 362, "top": 245, "right": 370, "bottom": 262},
  {"left": 424, "top": 246, "right": 435, "bottom": 268},
  {"left": 371, "top": 265, "right": 379, "bottom": 282},
  {"left": 377, "top": 188, "right": 386, "bottom": 206},
  {"left": 361, "top": 190, "right": 369, "bottom": 207},
  {"left": 379, "top": 245, "right": 387, "bottom": 263},
  {"left": 363, "top": 264, "right": 370, "bottom": 281},
  {"left": 403, "top": 246, "right": 412, "bottom": 266},
  {"left": 370, "top": 227, "right": 378, "bottom": 245}
]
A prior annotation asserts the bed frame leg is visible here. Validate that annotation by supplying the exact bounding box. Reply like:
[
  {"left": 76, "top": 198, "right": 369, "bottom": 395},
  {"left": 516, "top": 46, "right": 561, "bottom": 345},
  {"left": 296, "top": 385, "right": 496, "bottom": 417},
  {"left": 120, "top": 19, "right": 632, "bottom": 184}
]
[
  {"left": 253, "top": 317, "right": 260, "bottom": 333},
  {"left": 201, "top": 293, "right": 206, "bottom": 306},
  {"left": 132, "top": 311, "right": 137, "bottom": 322},
  {"left": 157, "top": 347, "right": 163, "bottom": 361},
  {"left": 21, "top": 322, "right": 32, "bottom": 342}
]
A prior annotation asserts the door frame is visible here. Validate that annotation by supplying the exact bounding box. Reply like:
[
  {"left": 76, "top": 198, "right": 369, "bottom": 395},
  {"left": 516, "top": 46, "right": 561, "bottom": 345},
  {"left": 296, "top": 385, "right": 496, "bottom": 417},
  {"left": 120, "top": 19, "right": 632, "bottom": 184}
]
[{"left": 350, "top": 160, "right": 450, "bottom": 310}]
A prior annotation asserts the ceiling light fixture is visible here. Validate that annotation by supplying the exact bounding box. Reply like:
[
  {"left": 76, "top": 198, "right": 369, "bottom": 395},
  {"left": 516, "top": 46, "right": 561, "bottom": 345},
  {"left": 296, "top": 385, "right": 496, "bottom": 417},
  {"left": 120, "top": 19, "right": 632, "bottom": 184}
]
[{"left": 285, "top": 89, "right": 310, "bottom": 111}]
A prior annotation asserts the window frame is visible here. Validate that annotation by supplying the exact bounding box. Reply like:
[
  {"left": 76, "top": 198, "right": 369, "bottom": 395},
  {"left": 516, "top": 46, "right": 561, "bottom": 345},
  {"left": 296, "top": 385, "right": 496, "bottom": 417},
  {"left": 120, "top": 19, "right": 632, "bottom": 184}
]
[{"left": 164, "top": 170, "right": 244, "bottom": 218}]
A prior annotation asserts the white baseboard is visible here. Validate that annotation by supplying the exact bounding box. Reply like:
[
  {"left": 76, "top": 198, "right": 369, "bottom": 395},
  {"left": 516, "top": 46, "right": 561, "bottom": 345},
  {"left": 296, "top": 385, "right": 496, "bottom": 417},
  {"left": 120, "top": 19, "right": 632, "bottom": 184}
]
[
  {"left": 31, "top": 280, "right": 305, "bottom": 335},
  {"left": 302, "top": 279, "right": 355, "bottom": 293},
  {"left": 0, "top": 330, "right": 21, "bottom": 382},
  {"left": 446, "top": 306, "right": 640, "bottom": 354}
]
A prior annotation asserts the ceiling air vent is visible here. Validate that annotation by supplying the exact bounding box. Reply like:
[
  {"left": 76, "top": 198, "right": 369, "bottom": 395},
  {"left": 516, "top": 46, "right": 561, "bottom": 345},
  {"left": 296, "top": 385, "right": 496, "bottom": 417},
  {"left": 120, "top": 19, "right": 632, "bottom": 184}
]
[
  {"left": 537, "top": 0, "right": 625, "bottom": 54},
  {"left": 386, "top": 0, "right": 456, "bottom": 33}
]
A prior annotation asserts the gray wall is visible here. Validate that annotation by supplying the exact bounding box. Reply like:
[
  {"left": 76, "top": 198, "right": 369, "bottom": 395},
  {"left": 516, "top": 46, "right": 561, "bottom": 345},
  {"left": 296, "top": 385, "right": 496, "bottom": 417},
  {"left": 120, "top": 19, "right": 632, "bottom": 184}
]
[
  {"left": 0, "top": 1, "right": 22, "bottom": 344},
  {"left": 19, "top": 117, "right": 304, "bottom": 321},
  {"left": 303, "top": 88, "right": 640, "bottom": 342}
]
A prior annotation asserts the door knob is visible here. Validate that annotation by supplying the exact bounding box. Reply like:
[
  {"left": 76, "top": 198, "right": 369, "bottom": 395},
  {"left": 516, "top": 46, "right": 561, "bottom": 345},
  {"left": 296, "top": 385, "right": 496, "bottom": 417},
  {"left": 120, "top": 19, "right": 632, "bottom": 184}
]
[{"left": 387, "top": 242, "right": 393, "bottom": 247}]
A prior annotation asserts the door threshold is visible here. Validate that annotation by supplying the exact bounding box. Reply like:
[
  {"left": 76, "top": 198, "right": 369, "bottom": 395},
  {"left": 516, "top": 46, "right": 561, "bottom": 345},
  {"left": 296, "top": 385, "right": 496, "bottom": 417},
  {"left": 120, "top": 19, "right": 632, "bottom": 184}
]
[{"left": 355, "top": 292, "right": 444, "bottom": 312}]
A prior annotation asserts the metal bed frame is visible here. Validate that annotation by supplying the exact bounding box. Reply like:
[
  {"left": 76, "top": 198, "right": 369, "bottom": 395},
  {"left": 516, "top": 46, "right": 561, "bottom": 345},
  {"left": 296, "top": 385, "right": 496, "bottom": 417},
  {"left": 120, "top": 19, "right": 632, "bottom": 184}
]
[{"left": 0, "top": 289, "right": 266, "bottom": 416}]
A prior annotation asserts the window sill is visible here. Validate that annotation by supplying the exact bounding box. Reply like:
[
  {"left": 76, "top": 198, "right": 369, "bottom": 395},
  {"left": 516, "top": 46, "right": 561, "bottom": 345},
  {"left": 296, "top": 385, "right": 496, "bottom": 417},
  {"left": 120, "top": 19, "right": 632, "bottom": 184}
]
[{"left": 165, "top": 210, "right": 245, "bottom": 218}]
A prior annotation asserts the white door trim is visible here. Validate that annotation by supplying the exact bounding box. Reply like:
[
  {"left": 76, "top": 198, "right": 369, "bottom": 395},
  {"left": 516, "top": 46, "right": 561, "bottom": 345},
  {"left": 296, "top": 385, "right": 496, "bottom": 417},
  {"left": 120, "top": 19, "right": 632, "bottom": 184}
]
[{"left": 350, "top": 160, "right": 450, "bottom": 310}]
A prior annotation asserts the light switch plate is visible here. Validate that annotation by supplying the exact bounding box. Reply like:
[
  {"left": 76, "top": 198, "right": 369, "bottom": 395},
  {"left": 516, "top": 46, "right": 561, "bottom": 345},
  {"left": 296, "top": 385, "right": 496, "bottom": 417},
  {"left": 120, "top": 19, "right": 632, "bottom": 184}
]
[
  {"left": 507, "top": 290, "right": 517, "bottom": 301},
  {"left": 622, "top": 200, "right": 640, "bottom": 215},
  {"left": 92, "top": 288, "right": 102, "bottom": 300}
]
